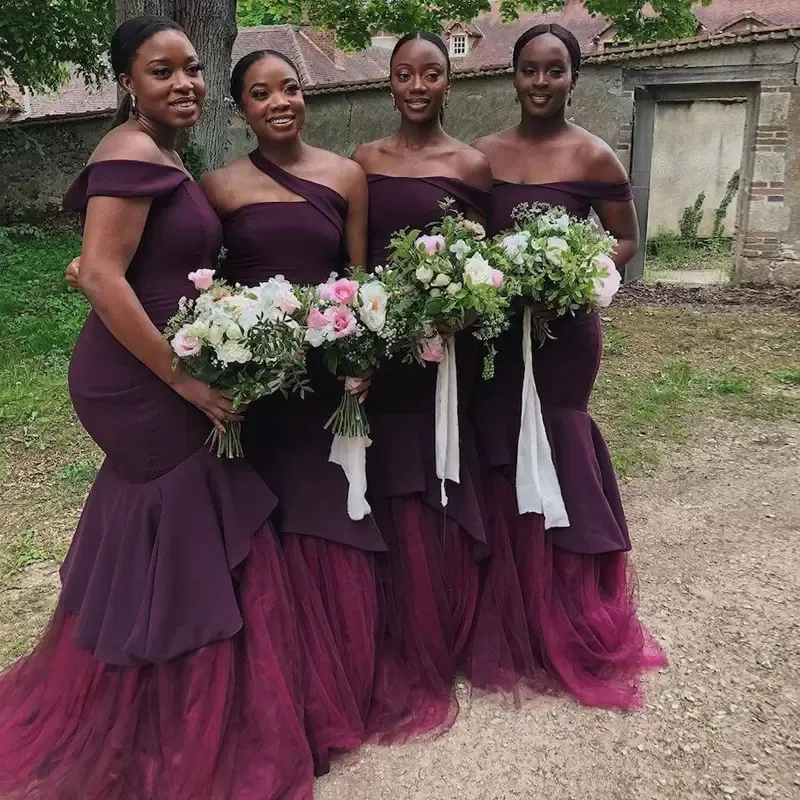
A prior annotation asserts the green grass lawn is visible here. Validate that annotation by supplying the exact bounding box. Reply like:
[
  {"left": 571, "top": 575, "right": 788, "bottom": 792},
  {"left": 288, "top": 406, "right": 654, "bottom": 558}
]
[{"left": 0, "top": 228, "right": 798, "bottom": 666}]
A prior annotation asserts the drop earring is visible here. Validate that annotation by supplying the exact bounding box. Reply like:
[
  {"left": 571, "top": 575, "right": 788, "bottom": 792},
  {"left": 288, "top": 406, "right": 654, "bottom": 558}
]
[
  {"left": 568, "top": 88, "right": 574, "bottom": 107},
  {"left": 390, "top": 92, "right": 397, "bottom": 110},
  {"left": 131, "top": 94, "right": 139, "bottom": 115},
  {"left": 445, "top": 88, "right": 451, "bottom": 108}
]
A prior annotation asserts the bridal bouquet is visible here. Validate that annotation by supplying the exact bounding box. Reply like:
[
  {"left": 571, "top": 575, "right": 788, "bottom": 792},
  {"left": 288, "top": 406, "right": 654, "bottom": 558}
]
[
  {"left": 492, "top": 203, "right": 621, "bottom": 530},
  {"left": 385, "top": 200, "right": 509, "bottom": 505},
  {"left": 297, "top": 267, "right": 409, "bottom": 520},
  {"left": 164, "top": 269, "right": 310, "bottom": 458},
  {"left": 497, "top": 202, "right": 621, "bottom": 340},
  {"left": 387, "top": 199, "right": 509, "bottom": 376}
]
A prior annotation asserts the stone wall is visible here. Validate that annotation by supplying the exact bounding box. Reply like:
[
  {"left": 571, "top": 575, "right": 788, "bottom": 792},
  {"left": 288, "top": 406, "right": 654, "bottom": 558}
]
[
  {"left": 2, "top": 31, "right": 799, "bottom": 285},
  {"left": 613, "top": 32, "right": 800, "bottom": 285},
  {"left": 0, "top": 68, "right": 632, "bottom": 224}
]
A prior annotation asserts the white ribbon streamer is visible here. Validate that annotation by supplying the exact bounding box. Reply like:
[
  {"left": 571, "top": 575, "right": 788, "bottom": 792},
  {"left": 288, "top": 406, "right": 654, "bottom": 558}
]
[
  {"left": 435, "top": 335, "right": 460, "bottom": 507},
  {"left": 329, "top": 434, "right": 372, "bottom": 521},
  {"left": 515, "top": 307, "right": 570, "bottom": 529}
]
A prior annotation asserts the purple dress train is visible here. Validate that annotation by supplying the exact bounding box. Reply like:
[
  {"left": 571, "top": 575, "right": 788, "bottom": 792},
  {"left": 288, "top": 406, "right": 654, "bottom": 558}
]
[
  {"left": 222, "top": 150, "right": 385, "bottom": 774},
  {"left": 0, "top": 161, "right": 315, "bottom": 799},
  {"left": 467, "top": 179, "right": 667, "bottom": 708},
  {"left": 363, "top": 175, "right": 491, "bottom": 741}
]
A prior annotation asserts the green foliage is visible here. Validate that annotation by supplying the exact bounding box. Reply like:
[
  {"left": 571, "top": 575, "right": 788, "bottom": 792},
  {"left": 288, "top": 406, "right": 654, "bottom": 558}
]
[
  {"left": 0, "top": 229, "right": 86, "bottom": 367},
  {"left": 679, "top": 191, "right": 705, "bottom": 240},
  {"left": 260, "top": 0, "right": 712, "bottom": 50},
  {"left": 501, "top": 0, "right": 712, "bottom": 45},
  {"left": 0, "top": 0, "right": 113, "bottom": 104},
  {"left": 237, "top": 0, "right": 290, "bottom": 27},
  {"left": 712, "top": 170, "right": 741, "bottom": 240},
  {"left": 181, "top": 136, "right": 207, "bottom": 180}
]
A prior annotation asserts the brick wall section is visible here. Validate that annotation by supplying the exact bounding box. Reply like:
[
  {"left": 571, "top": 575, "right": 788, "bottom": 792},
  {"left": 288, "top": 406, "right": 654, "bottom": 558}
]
[{"left": 736, "top": 79, "right": 798, "bottom": 285}]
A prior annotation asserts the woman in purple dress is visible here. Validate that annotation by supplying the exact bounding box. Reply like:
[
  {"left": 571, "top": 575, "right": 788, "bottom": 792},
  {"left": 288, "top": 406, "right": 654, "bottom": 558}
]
[
  {"left": 0, "top": 18, "right": 315, "bottom": 800},
  {"left": 200, "top": 50, "right": 382, "bottom": 774},
  {"left": 351, "top": 32, "right": 492, "bottom": 740},
  {"left": 467, "top": 24, "right": 666, "bottom": 708}
]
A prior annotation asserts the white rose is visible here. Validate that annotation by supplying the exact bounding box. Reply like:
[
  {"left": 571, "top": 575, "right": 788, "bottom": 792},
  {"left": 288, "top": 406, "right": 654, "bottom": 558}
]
[
  {"left": 304, "top": 326, "right": 333, "bottom": 347},
  {"left": 592, "top": 254, "right": 621, "bottom": 308},
  {"left": 215, "top": 340, "right": 251, "bottom": 365},
  {"left": 463, "top": 252, "right": 494, "bottom": 286},
  {"left": 358, "top": 281, "right": 388, "bottom": 332},
  {"left": 545, "top": 236, "right": 570, "bottom": 265},
  {"left": 225, "top": 322, "right": 244, "bottom": 341},
  {"left": 432, "top": 272, "right": 451, "bottom": 288},
  {"left": 446, "top": 281, "right": 462, "bottom": 296},
  {"left": 186, "top": 319, "right": 211, "bottom": 340},
  {"left": 430, "top": 288, "right": 442, "bottom": 298},
  {"left": 206, "top": 324, "right": 225, "bottom": 345},
  {"left": 415, "top": 265, "right": 434, "bottom": 285}
]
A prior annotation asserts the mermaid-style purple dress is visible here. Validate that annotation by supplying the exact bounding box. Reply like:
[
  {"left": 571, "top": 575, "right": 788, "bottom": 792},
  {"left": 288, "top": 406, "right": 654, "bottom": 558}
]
[
  {"left": 0, "top": 161, "right": 315, "bottom": 799},
  {"left": 222, "top": 150, "right": 385, "bottom": 773},
  {"left": 363, "top": 174, "right": 491, "bottom": 740},
  {"left": 467, "top": 180, "right": 666, "bottom": 708}
]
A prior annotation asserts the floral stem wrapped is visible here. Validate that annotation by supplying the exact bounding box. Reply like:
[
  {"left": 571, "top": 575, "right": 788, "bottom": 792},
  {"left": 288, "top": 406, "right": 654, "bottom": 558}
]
[{"left": 164, "top": 270, "right": 310, "bottom": 458}]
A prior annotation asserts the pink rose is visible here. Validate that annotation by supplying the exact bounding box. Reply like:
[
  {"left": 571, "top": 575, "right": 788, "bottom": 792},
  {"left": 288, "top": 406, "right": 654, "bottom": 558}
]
[
  {"left": 171, "top": 327, "right": 202, "bottom": 358},
  {"left": 419, "top": 333, "right": 445, "bottom": 363},
  {"left": 324, "top": 305, "right": 358, "bottom": 339},
  {"left": 188, "top": 268, "right": 215, "bottom": 291},
  {"left": 592, "top": 255, "right": 621, "bottom": 308},
  {"left": 415, "top": 234, "right": 446, "bottom": 256},
  {"left": 307, "top": 307, "right": 329, "bottom": 328},
  {"left": 490, "top": 269, "right": 504, "bottom": 289},
  {"left": 320, "top": 278, "right": 359, "bottom": 305}
]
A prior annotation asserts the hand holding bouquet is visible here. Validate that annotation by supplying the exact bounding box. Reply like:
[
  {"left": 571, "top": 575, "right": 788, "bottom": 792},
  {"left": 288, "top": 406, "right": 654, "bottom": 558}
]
[{"left": 164, "top": 270, "right": 310, "bottom": 458}]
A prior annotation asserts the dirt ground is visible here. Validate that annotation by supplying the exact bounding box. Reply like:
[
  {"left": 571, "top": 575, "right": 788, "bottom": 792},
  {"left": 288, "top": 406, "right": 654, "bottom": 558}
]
[
  {"left": 316, "top": 418, "right": 800, "bottom": 800},
  {"left": 1, "top": 289, "right": 798, "bottom": 799}
]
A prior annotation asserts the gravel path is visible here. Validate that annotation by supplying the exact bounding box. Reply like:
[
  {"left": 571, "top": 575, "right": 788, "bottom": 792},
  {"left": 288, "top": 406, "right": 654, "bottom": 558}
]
[{"left": 317, "top": 419, "right": 800, "bottom": 800}]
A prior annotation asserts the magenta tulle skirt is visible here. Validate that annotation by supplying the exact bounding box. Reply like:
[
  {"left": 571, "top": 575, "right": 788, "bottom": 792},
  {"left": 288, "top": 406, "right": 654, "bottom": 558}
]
[
  {"left": 467, "top": 469, "right": 667, "bottom": 709},
  {"left": 282, "top": 534, "right": 378, "bottom": 774},
  {"left": 0, "top": 525, "right": 315, "bottom": 800},
  {"left": 366, "top": 496, "right": 479, "bottom": 743}
]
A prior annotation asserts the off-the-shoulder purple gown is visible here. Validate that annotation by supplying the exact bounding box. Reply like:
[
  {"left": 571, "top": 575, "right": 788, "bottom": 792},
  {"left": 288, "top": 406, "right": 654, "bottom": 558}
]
[
  {"left": 0, "top": 160, "right": 315, "bottom": 799},
  {"left": 467, "top": 179, "right": 667, "bottom": 708},
  {"left": 363, "top": 174, "right": 491, "bottom": 741},
  {"left": 222, "top": 150, "right": 385, "bottom": 773}
]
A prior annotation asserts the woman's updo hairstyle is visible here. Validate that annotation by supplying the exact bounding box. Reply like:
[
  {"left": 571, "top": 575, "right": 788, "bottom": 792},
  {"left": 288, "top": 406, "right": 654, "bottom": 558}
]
[
  {"left": 512, "top": 23, "right": 582, "bottom": 83},
  {"left": 389, "top": 31, "right": 451, "bottom": 122},
  {"left": 230, "top": 49, "right": 302, "bottom": 108},
  {"left": 110, "top": 15, "right": 186, "bottom": 127}
]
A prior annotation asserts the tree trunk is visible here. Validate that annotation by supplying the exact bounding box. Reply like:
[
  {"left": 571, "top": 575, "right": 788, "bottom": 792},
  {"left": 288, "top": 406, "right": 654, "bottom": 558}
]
[
  {"left": 115, "top": 0, "right": 237, "bottom": 171},
  {"left": 174, "top": 0, "right": 237, "bottom": 170}
]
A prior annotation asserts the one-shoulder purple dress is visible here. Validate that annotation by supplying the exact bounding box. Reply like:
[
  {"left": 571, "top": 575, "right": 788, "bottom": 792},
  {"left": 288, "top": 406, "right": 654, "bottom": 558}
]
[
  {"left": 222, "top": 150, "right": 384, "bottom": 774},
  {"left": 467, "top": 180, "right": 666, "bottom": 708},
  {"left": 363, "top": 174, "right": 491, "bottom": 741},
  {"left": 0, "top": 161, "right": 315, "bottom": 800}
]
